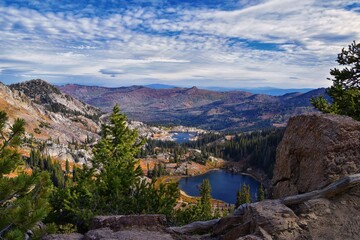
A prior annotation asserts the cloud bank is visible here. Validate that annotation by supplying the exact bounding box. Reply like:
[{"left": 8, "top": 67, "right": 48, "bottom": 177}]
[{"left": 0, "top": 0, "right": 359, "bottom": 88}]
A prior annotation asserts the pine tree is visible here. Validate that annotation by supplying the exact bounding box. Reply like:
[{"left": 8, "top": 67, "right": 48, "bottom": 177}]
[
  {"left": 312, "top": 41, "right": 360, "bottom": 120},
  {"left": 65, "top": 159, "right": 70, "bottom": 174},
  {"left": 257, "top": 184, "right": 265, "bottom": 201},
  {"left": 0, "top": 111, "right": 52, "bottom": 239},
  {"left": 236, "top": 188, "right": 242, "bottom": 208},
  {"left": 51, "top": 105, "right": 179, "bottom": 231},
  {"left": 199, "top": 178, "right": 212, "bottom": 220},
  {"left": 236, "top": 184, "right": 251, "bottom": 208},
  {"left": 244, "top": 185, "right": 251, "bottom": 203}
]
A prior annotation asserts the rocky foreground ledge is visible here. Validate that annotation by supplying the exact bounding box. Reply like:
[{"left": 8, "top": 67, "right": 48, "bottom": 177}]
[{"left": 44, "top": 114, "right": 360, "bottom": 240}]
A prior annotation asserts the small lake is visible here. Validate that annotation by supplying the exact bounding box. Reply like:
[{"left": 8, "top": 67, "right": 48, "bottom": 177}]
[
  {"left": 171, "top": 131, "right": 197, "bottom": 143},
  {"left": 179, "top": 170, "right": 260, "bottom": 204}
]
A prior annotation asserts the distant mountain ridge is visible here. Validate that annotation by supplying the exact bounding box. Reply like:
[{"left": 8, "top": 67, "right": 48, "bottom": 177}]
[
  {"left": 58, "top": 83, "right": 327, "bottom": 131},
  {"left": 87, "top": 83, "right": 315, "bottom": 96}
]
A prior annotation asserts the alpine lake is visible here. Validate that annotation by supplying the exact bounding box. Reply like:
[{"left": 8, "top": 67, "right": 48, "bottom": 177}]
[
  {"left": 171, "top": 131, "right": 260, "bottom": 204},
  {"left": 179, "top": 170, "right": 260, "bottom": 204}
]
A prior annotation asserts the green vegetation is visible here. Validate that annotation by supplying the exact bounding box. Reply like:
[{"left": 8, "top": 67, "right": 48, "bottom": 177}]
[
  {"left": 48, "top": 105, "right": 179, "bottom": 232},
  {"left": 150, "top": 162, "right": 168, "bottom": 178},
  {"left": 139, "top": 128, "right": 284, "bottom": 178},
  {"left": 0, "top": 111, "right": 52, "bottom": 240},
  {"left": 174, "top": 179, "right": 216, "bottom": 225},
  {"left": 199, "top": 179, "right": 212, "bottom": 220},
  {"left": 257, "top": 184, "right": 265, "bottom": 202},
  {"left": 27, "top": 149, "right": 73, "bottom": 188},
  {"left": 312, "top": 41, "right": 360, "bottom": 120},
  {"left": 235, "top": 184, "right": 251, "bottom": 208},
  {"left": 0, "top": 101, "right": 279, "bottom": 237}
]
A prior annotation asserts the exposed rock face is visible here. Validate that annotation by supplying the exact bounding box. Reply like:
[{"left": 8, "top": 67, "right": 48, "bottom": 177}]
[
  {"left": 90, "top": 215, "right": 168, "bottom": 231},
  {"left": 0, "top": 81, "right": 100, "bottom": 145},
  {"left": 10, "top": 79, "right": 100, "bottom": 117},
  {"left": 84, "top": 228, "right": 175, "bottom": 240},
  {"left": 272, "top": 114, "right": 360, "bottom": 198},
  {"left": 242, "top": 200, "right": 302, "bottom": 239},
  {"left": 295, "top": 185, "right": 360, "bottom": 240},
  {"left": 42, "top": 233, "right": 83, "bottom": 240},
  {"left": 43, "top": 215, "right": 175, "bottom": 240}
]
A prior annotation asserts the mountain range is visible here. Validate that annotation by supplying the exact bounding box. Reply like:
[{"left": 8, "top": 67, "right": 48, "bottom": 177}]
[
  {"left": 58, "top": 83, "right": 327, "bottom": 131},
  {"left": 0, "top": 79, "right": 328, "bottom": 133},
  {"left": 137, "top": 84, "right": 314, "bottom": 96}
]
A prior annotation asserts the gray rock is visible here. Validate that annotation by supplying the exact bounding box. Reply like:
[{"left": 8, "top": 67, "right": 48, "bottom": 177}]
[
  {"left": 273, "top": 114, "right": 360, "bottom": 198},
  {"left": 242, "top": 200, "right": 301, "bottom": 240},
  {"left": 90, "top": 214, "right": 167, "bottom": 231},
  {"left": 84, "top": 228, "right": 174, "bottom": 240},
  {"left": 42, "top": 233, "right": 84, "bottom": 240}
]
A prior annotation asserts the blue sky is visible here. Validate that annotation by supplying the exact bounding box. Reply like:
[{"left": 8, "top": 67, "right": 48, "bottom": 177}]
[{"left": 0, "top": 0, "right": 359, "bottom": 88}]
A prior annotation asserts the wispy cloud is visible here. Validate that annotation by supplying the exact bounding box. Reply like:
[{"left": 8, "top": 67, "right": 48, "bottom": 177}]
[{"left": 0, "top": 0, "right": 359, "bottom": 88}]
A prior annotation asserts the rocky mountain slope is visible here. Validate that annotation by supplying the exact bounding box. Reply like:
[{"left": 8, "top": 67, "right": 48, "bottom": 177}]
[
  {"left": 58, "top": 84, "right": 326, "bottom": 131},
  {"left": 10, "top": 79, "right": 101, "bottom": 120},
  {"left": 0, "top": 80, "right": 101, "bottom": 162},
  {"left": 45, "top": 114, "right": 360, "bottom": 239}
]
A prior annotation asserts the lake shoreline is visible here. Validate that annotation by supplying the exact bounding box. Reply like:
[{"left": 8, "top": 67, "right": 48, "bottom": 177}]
[{"left": 179, "top": 169, "right": 260, "bottom": 204}]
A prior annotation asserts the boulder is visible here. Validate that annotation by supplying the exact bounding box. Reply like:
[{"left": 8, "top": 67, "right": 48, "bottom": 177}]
[
  {"left": 242, "top": 200, "right": 302, "bottom": 240},
  {"left": 84, "top": 228, "right": 175, "bottom": 240},
  {"left": 273, "top": 114, "right": 360, "bottom": 198},
  {"left": 42, "top": 233, "right": 84, "bottom": 240},
  {"left": 213, "top": 215, "right": 243, "bottom": 235},
  {"left": 90, "top": 214, "right": 167, "bottom": 231}
]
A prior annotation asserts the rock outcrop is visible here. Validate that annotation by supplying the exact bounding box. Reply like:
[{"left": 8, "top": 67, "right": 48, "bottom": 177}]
[
  {"left": 0, "top": 81, "right": 100, "bottom": 145},
  {"left": 272, "top": 114, "right": 360, "bottom": 198},
  {"left": 43, "top": 215, "right": 175, "bottom": 240}
]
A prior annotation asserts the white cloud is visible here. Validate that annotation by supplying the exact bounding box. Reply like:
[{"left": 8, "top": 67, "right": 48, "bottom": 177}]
[{"left": 0, "top": 1, "right": 359, "bottom": 88}]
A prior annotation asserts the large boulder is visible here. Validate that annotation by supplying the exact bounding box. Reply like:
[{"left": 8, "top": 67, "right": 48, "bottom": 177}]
[
  {"left": 242, "top": 200, "right": 302, "bottom": 240},
  {"left": 42, "top": 233, "right": 83, "bottom": 240},
  {"left": 90, "top": 214, "right": 167, "bottom": 232},
  {"left": 84, "top": 228, "right": 175, "bottom": 240},
  {"left": 273, "top": 114, "right": 360, "bottom": 198}
]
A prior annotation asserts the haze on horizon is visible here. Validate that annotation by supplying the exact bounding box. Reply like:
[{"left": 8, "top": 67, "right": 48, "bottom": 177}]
[{"left": 0, "top": 0, "right": 359, "bottom": 89}]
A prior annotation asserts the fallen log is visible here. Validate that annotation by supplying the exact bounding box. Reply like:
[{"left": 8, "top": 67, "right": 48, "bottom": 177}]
[
  {"left": 281, "top": 173, "right": 360, "bottom": 206},
  {"left": 167, "top": 219, "right": 219, "bottom": 235}
]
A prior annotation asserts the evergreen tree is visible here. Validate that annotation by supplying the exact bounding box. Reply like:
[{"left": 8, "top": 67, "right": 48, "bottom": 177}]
[
  {"left": 51, "top": 105, "right": 179, "bottom": 231},
  {"left": 312, "top": 41, "right": 360, "bottom": 120},
  {"left": 65, "top": 159, "right": 70, "bottom": 174},
  {"left": 199, "top": 178, "right": 212, "bottom": 220},
  {"left": 235, "top": 184, "right": 251, "bottom": 208},
  {"left": 236, "top": 188, "right": 242, "bottom": 208},
  {"left": 0, "top": 111, "right": 52, "bottom": 239},
  {"left": 257, "top": 184, "right": 265, "bottom": 201}
]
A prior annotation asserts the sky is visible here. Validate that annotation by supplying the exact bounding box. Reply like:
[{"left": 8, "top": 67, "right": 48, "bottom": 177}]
[{"left": 0, "top": 0, "right": 359, "bottom": 88}]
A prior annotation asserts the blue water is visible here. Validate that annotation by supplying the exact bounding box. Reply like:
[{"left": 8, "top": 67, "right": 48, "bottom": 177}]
[
  {"left": 171, "top": 132, "right": 197, "bottom": 143},
  {"left": 179, "top": 170, "right": 260, "bottom": 204}
]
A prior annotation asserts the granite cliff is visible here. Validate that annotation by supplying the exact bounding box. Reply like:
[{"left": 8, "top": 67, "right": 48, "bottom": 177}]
[
  {"left": 273, "top": 114, "right": 360, "bottom": 198},
  {"left": 44, "top": 113, "right": 360, "bottom": 240}
]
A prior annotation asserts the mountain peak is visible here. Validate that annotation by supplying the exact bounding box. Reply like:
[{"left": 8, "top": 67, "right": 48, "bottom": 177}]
[
  {"left": 9, "top": 80, "right": 101, "bottom": 117},
  {"left": 10, "top": 79, "right": 61, "bottom": 97}
]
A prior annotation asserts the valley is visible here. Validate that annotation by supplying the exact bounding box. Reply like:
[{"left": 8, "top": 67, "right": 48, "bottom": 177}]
[
  {"left": 0, "top": 79, "right": 281, "bottom": 206},
  {"left": 1, "top": 78, "right": 359, "bottom": 240}
]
